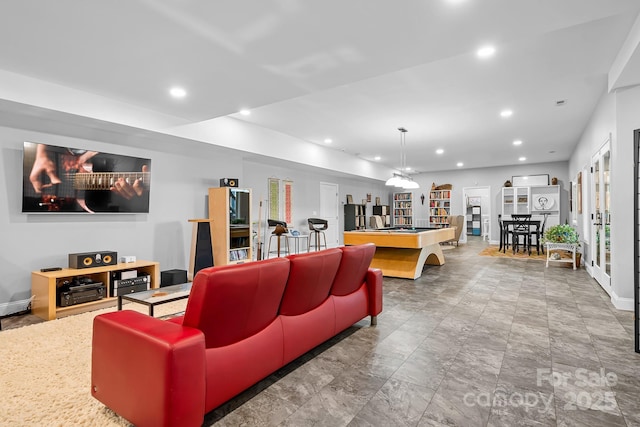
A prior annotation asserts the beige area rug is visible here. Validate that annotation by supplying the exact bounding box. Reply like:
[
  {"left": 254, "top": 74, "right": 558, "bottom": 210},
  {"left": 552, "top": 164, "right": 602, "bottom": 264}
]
[
  {"left": 478, "top": 244, "right": 547, "bottom": 261},
  {"left": 478, "top": 245, "right": 582, "bottom": 267},
  {"left": 0, "top": 300, "right": 188, "bottom": 426}
]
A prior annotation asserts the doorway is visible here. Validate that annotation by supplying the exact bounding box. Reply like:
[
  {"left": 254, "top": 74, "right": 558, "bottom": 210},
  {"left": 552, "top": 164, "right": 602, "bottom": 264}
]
[
  {"left": 319, "top": 182, "right": 339, "bottom": 247},
  {"left": 590, "top": 138, "right": 611, "bottom": 293},
  {"left": 462, "top": 186, "right": 491, "bottom": 243}
]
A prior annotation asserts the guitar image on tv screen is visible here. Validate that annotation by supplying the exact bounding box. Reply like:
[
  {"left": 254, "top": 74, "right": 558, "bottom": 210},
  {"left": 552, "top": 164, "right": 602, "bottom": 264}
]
[{"left": 22, "top": 142, "right": 151, "bottom": 214}]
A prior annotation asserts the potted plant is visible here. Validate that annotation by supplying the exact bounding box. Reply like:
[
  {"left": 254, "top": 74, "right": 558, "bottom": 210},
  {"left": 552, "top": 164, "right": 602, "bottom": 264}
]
[{"left": 542, "top": 224, "right": 581, "bottom": 266}]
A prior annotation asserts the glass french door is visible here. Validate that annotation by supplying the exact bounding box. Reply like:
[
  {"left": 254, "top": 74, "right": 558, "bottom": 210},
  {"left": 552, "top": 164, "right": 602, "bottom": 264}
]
[
  {"left": 633, "top": 129, "right": 640, "bottom": 353},
  {"left": 591, "top": 140, "right": 611, "bottom": 291}
]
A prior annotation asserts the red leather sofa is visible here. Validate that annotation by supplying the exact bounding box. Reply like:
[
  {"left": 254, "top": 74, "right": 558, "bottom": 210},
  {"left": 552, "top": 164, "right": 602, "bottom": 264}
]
[{"left": 91, "top": 243, "right": 382, "bottom": 427}]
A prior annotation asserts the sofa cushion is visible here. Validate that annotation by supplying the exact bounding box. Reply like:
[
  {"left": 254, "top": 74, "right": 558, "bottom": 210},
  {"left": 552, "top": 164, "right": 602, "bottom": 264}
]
[
  {"left": 281, "top": 298, "right": 336, "bottom": 364},
  {"left": 330, "top": 243, "right": 376, "bottom": 296},
  {"left": 183, "top": 257, "right": 290, "bottom": 348},
  {"left": 279, "top": 248, "right": 342, "bottom": 316},
  {"left": 204, "top": 318, "right": 284, "bottom": 412}
]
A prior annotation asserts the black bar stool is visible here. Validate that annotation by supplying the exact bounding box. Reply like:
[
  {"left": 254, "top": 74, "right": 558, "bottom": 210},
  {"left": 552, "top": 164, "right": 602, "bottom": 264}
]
[
  {"left": 307, "top": 218, "right": 328, "bottom": 251},
  {"left": 267, "top": 219, "right": 289, "bottom": 257}
]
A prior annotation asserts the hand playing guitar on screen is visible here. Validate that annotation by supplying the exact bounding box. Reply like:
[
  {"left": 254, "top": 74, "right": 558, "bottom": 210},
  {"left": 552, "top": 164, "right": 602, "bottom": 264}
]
[
  {"left": 29, "top": 143, "right": 149, "bottom": 213},
  {"left": 30, "top": 145, "right": 99, "bottom": 212},
  {"left": 111, "top": 165, "right": 149, "bottom": 200},
  {"left": 30, "top": 145, "right": 98, "bottom": 192},
  {"left": 29, "top": 143, "right": 63, "bottom": 193}
]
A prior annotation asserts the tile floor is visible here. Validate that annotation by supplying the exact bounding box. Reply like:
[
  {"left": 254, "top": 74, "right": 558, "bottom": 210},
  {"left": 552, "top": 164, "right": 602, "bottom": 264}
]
[
  {"left": 4, "top": 238, "right": 640, "bottom": 426},
  {"left": 207, "top": 238, "right": 640, "bottom": 426}
]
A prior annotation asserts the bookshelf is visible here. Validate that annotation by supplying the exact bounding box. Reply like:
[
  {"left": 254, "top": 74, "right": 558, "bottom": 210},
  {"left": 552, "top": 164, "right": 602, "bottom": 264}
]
[
  {"left": 466, "top": 206, "right": 481, "bottom": 236},
  {"left": 392, "top": 192, "right": 413, "bottom": 226},
  {"left": 429, "top": 189, "right": 451, "bottom": 228},
  {"left": 344, "top": 204, "right": 367, "bottom": 231},
  {"left": 372, "top": 205, "right": 391, "bottom": 228}
]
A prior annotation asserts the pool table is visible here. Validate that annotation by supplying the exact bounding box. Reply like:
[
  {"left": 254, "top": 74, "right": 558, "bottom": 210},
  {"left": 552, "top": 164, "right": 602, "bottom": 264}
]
[{"left": 343, "top": 227, "right": 455, "bottom": 279}]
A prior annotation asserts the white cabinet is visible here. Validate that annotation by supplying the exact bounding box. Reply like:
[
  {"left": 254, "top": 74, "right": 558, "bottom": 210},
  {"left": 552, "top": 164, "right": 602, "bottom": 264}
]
[
  {"left": 502, "top": 186, "right": 530, "bottom": 216},
  {"left": 530, "top": 185, "right": 560, "bottom": 228},
  {"left": 502, "top": 185, "right": 560, "bottom": 229}
]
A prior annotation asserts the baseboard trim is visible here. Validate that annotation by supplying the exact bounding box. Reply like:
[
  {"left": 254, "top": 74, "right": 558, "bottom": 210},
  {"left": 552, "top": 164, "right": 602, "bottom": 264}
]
[{"left": 611, "top": 292, "right": 633, "bottom": 311}]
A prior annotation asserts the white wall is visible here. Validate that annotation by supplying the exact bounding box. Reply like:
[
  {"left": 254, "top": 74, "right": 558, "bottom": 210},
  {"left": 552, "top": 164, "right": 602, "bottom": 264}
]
[
  {"left": 568, "top": 89, "right": 616, "bottom": 265},
  {"left": 242, "top": 159, "right": 390, "bottom": 236},
  {"left": 412, "top": 161, "right": 569, "bottom": 242},
  {"left": 568, "top": 83, "right": 640, "bottom": 309},
  {"left": 0, "top": 123, "right": 387, "bottom": 307},
  {"left": 613, "top": 85, "right": 640, "bottom": 304},
  {"left": 166, "top": 116, "right": 396, "bottom": 182},
  {"left": 568, "top": 89, "right": 616, "bottom": 188}
]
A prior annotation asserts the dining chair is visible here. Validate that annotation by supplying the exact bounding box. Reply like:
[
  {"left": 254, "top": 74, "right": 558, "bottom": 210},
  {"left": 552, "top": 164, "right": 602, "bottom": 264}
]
[
  {"left": 498, "top": 214, "right": 512, "bottom": 253},
  {"left": 498, "top": 214, "right": 506, "bottom": 252},
  {"left": 510, "top": 214, "right": 532, "bottom": 254},
  {"left": 529, "top": 213, "right": 548, "bottom": 255}
]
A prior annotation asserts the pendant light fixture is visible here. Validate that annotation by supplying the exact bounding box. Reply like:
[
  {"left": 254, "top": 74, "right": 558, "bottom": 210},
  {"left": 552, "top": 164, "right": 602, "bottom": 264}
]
[{"left": 385, "top": 127, "right": 419, "bottom": 189}]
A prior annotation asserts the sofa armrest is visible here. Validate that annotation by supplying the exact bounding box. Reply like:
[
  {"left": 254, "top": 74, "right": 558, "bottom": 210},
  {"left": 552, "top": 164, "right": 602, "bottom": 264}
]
[
  {"left": 92, "top": 310, "right": 206, "bottom": 427},
  {"left": 366, "top": 268, "right": 383, "bottom": 324}
]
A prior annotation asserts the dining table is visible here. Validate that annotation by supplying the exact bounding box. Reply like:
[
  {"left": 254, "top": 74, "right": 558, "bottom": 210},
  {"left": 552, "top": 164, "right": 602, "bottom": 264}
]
[{"left": 500, "top": 218, "right": 542, "bottom": 254}]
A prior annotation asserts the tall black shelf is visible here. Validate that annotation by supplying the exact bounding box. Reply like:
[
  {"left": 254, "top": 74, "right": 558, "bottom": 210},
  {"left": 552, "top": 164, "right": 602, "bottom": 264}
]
[{"left": 344, "top": 204, "right": 367, "bottom": 231}]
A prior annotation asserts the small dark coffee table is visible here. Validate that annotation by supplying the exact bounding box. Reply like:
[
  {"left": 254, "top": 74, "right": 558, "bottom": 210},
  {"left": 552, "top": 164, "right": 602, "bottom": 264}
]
[{"left": 118, "top": 282, "right": 192, "bottom": 317}]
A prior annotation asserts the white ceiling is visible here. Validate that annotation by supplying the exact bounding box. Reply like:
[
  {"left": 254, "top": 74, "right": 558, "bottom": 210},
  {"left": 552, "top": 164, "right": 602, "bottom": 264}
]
[{"left": 1, "top": 0, "right": 639, "bottom": 175}]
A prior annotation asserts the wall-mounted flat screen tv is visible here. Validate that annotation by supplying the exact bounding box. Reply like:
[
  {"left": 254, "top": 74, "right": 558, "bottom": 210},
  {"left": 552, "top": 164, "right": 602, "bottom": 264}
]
[{"left": 22, "top": 142, "right": 151, "bottom": 213}]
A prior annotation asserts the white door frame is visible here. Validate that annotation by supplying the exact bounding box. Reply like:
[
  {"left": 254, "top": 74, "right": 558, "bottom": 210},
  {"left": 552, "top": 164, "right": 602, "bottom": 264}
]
[
  {"left": 462, "top": 186, "right": 492, "bottom": 243},
  {"left": 590, "top": 137, "right": 611, "bottom": 293},
  {"left": 319, "top": 182, "right": 339, "bottom": 247}
]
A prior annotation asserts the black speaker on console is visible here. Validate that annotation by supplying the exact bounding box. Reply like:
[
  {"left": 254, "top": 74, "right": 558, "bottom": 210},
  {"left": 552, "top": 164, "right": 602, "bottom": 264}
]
[
  {"left": 69, "top": 251, "right": 118, "bottom": 269},
  {"left": 219, "top": 178, "right": 238, "bottom": 187}
]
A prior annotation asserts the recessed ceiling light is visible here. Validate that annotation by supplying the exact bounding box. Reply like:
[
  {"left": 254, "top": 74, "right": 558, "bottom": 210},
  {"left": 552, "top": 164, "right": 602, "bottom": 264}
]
[
  {"left": 477, "top": 45, "right": 496, "bottom": 59},
  {"left": 513, "top": 140, "right": 522, "bottom": 146},
  {"left": 519, "top": 157, "right": 526, "bottom": 161},
  {"left": 457, "top": 162, "right": 464, "bottom": 167},
  {"left": 436, "top": 148, "right": 444, "bottom": 154},
  {"left": 239, "top": 109, "right": 251, "bottom": 116},
  {"left": 324, "top": 138, "right": 332, "bottom": 144},
  {"left": 500, "top": 109, "right": 513, "bottom": 118},
  {"left": 374, "top": 156, "right": 381, "bottom": 161},
  {"left": 169, "top": 87, "right": 187, "bottom": 98}
]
